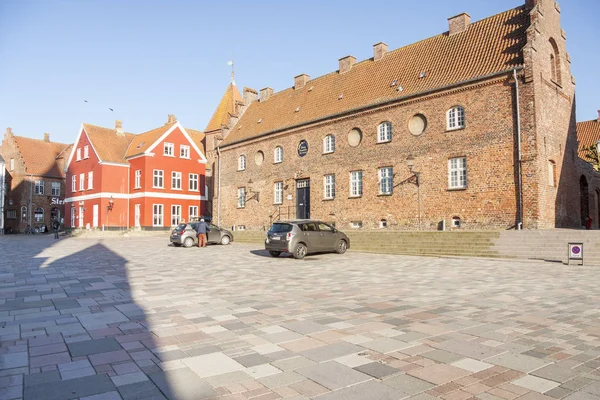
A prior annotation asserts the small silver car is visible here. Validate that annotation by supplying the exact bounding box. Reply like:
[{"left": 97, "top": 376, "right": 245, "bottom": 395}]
[
  {"left": 170, "top": 222, "right": 234, "bottom": 247},
  {"left": 265, "top": 220, "right": 350, "bottom": 259}
]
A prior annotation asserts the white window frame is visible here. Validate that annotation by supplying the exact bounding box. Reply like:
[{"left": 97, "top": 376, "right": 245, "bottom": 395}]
[
  {"left": 83, "top": 145, "right": 89, "bottom": 159},
  {"left": 87, "top": 171, "right": 93, "bottom": 190},
  {"left": 153, "top": 204, "right": 164, "bottom": 227},
  {"left": 180, "top": 145, "right": 190, "bottom": 159},
  {"left": 274, "top": 146, "right": 283, "bottom": 163},
  {"left": 324, "top": 174, "right": 335, "bottom": 199},
  {"left": 238, "top": 187, "right": 246, "bottom": 208},
  {"left": 34, "top": 207, "right": 44, "bottom": 223},
  {"left": 378, "top": 122, "right": 392, "bottom": 143},
  {"left": 76, "top": 148, "right": 81, "bottom": 161},
  {"left": 72, "top": 175, "right": 76, "bottom": 192},
  {"left": 171, "top": 205, "right": 182, "bottom": 226},
  {"left": 350, "top": 171, "right": 363, "bottom": 197},
  {"left": 238, "top": 155, "right": 246, "bottom": 171},
  {"left": 189, "top": 173, "right": 199, "bottom": 191},
  {"left": 448, "top": 157, "right": 467, "bottom": 189},
  {"left": 79, "top": 173, "right": 85, "bottom": 191},
  {"left": 34, "top": 180, "right": 44, "bottom": 195},
  {"left": 378, "top": 167, "right": 393, "bottom": 195},
  {"left": 171, "top": 171, "right": 182, "bottom": 190},
  {"left": 189, "top": 206, "right": 198, "bottom": 221},
  {"left": 153, "top": 170, "right": 164, "bottom": 188},
  {"left": 274, "top": 181, "right": 283, "bottom": 204},
  {"left": 164, "top": 142, "right": 174, "bottom": 157},
  {"left": 323, "top": 135, "right": 335, "bottom": 154},
  {"left": 447, "top": 106, "right": 465, "bottom": 130},
  {"left": 51, "top": 182, "right": 60, "bottom": 196},
  {"left": 134, "top": 170, "right": 141, "bottom": 189},
  {"left": 70, "top": 207, "right": 75, "bottom": 228}
]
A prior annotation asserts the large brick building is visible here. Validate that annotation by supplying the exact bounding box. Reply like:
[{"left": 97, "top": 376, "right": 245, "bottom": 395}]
[
  {"left": 1, "top": 128, "right": 71, "bottom": 233},
  {"left": 211, "top": 0, "right": 587, "bottom": 231}
]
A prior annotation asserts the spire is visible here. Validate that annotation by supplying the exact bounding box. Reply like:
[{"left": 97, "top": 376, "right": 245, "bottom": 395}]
[
  {"left": 204, "top": 80, "right": 243, "bottom": 133},
  {"left": 228, "top": 59, "right": 235, "bottom": 85}
]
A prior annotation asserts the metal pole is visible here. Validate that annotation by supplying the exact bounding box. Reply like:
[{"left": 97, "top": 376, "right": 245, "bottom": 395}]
[
  {"left": 513, "top": 68, "right": 523, "bottom": 230},
  {"left": 217, "top": 147, "right": 221, "bottom": 227}
]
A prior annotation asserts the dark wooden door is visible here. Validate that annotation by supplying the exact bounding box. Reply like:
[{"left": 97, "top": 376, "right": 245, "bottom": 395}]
[{"left": 296, "top": 179, "right": 310, "bottom": 219}]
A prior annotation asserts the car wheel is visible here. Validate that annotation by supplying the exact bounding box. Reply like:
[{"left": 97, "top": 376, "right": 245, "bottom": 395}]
[
  {"left": 220, "top": 235, "right": 231, "bottom": 245},
  {"left": 269, "top": 251, "right": 281, "bottom": 257},
  {"left": 293, "top": 243, "right": 307, "bottom": 259},
  {"left": 183, "top": 237, "right": 194, "bottom": 248},
  {"left": 336, "top": 239, "right": 348, "bottom": 254}
]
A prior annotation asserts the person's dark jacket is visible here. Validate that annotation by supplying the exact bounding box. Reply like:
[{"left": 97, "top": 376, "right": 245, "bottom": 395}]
[{"left": 196, "top": 221, "right": 210, "bottom": 234}]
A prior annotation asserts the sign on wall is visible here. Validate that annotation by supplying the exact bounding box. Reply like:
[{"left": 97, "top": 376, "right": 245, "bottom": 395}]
[
  {"left": 297, "top": 140, "right": 308, "bottom": 157},
  {"left": 568, "top": 242, "right": 583, "bottom": 265},
  {"left": 51, "top": 198, "right": 65, "bottom": 205}
]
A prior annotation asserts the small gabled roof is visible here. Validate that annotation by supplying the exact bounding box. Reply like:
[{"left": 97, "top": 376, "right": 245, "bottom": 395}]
[
  {"left": 13, "top": 136, "right": 70, "bottom": 177},
  {"left": 577, "top": 119, "right": 600, "bottom": 161},
  {"left": 83, "top": 123, "right": 136, "bottom": 164},
  {"left": 125, "top": 123, "right": 206, "bottom": 159},
  {"left": 187, "top": 128, "right": 206, "bottom": 155},
  {"left": 205, "top": 82, "right": 243, "bottom": 133}
]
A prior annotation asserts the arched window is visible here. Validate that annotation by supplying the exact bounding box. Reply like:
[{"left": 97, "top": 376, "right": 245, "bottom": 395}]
[
  {"left": 274, "top": 146, "right": 283, "bottom": 163},
  {"left": 447, "top": 106, "right": 465, "bottom": 130},
  {"left": 549, "top": 38, "right": 561, "bottom": 85},
  {"left": 378, "top": 122, "right": 392, "bottom": 143},
  {"left": 580, "top": 175, "right": 589, "bottom": 226},
  {"left": 548, "top": 160, "right": 557, "bottom": 187},
  {"left": 323, "top": 135, "right": 335, "bottom": 154},
  {"left": 238, "top": 155, "right": 246, "bottom": 171},
  {"left": 34, "top": 207, "right": 44, "bottom": 223}
]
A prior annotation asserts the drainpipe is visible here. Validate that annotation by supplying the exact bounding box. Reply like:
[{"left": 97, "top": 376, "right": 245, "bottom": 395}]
[
  {"left": 29, "top": 174, "right": 33, "bottom": 227},
  {"left": 217, "top": 146, "right": 221, "bottom": 227},
  {"left": 513, "top": 68, "right": 524, "bottom": 230}
]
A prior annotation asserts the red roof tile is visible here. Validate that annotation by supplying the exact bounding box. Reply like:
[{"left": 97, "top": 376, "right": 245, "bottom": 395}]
[
  {"left": 13, "top": 136, "right": 70, "bottom": 177},
  {"left": 205, "top": 82, "right": 243, "bottom": 133}
]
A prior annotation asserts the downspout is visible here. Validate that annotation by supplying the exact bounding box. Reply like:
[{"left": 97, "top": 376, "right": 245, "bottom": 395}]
[
  {"left": 514, "top": 68, "right": 524, "bottom": 230},
  {"left": 29, "top": 174, "right": 33, "bottom": 227},
  {"left": 217, "top": 146, "right": 221, "bottom": 227},
  {"left": 126, "top": 170, "right": 130, "bottom": 230}
]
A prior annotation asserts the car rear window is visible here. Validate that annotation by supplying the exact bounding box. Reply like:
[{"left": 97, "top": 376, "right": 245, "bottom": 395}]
[
  {"left": 269, "top": 223, "right": 293, "bottom": 233},
  {"left": 177, "top": 223, "right": 187, "bottom": 230}
]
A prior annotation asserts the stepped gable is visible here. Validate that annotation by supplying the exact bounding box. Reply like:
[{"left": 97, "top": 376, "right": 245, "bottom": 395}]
[
  {"left": 205, "top": 82, "right": 243, "bottom": 134},
  {"left": 222, "top": 5, "right": 528, "bottom": 147},
  {"left": 83, "top": 123, "right": 136, "bottom": 164},
  {"left": 577, "top": 118, "right": 600, "bottom": 160},
  {"left": 13, "top": 136, "right": 70, "bottom": 177}
]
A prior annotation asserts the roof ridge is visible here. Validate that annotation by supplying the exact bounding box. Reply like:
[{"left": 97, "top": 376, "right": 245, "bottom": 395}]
[{"left": 13, "top": 135, "right": 70, "bottom": 147}]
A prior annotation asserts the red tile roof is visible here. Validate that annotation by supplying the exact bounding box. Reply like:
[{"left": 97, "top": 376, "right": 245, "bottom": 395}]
[
  {"left": 577, "top": 119, "right": 600, "bottom": 161},
  {"left": 13, "top": 136, "right": 70, "bottom": 177},
  {"left": 222, "top": 6, "right": 528, "bottom": 147},
  {"left": 205, "top": 82, "right": 243, "bottom": 133}
]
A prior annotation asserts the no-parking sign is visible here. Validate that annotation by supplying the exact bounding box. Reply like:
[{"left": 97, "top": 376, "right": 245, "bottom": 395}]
[{"left": 568, "top": 242, "right": 584, "bottom": 265}]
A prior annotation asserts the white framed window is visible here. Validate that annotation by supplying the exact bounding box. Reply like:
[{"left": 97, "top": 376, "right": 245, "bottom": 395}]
[
  {"left": 34, "top": 207, "right": 44, "bottom": 223},
  {"left": 323, "top": 135, "right": 335, "bottom": 154},
  {"left": 83, "top": 145, "right": 89, "bottom": 159},
  {"left": 134, "top": 170, "right": 141, "bottom": 189},
  {"left": 171, "top": 205, "right": 181, "bottom": 226},
  {"left": 164, "top": 142, "right": 174, "bottom": 156},
  {"left": 180, "top": 145, "right": 190, "bottom": 159},
  {"left": 274, "top": 181, "right": 283, "bottom": 204},
  {"left": 350, "top": 171, "right": 363, "bottom": 197},
  {"left": 274, "top": 146, "right": 283, "bottom": 163},
  {"left": 189, "top": 206, "right": 198, "bottom": 221},
  {"left": 87, "top": 171, "right": 93, "bottom": 190},
  {"left": 238, "top": 155, "right": 246, "bottom": 171},
  {"left": 351, "top": 221, "right": 363, "bottom": 229},
  {"left": 72, "top": 175, "right": 76, "bottom": 192},
  {"left": 324, "top": 174, "right": 335, "bottom": 199},
  {"left": 548, "top": 160, "right": 557, "bottom": 187},
  {"left": 76, "top": 148, "right": 81, "bottom": 161},
  {"left": 34, "top": 180, "right": 44, "bottom": 195},
  {"left": 378, "top": 167, "right": 393, "bottom": 195},
  {"left": 153, "top": 170, "right": 164, "bottom": 188},
  {"left": 189, "top": 173, "right": 199, "bottom": 191},
  {"left": 378, "top": 122, "right": 392, "bottom": 143},
  {"left": 238, "top": 187, "right": 246, "bottom": 208},
  {"left": 171, "top": 171, "right": 182, "bottom": 190},
  {"left": 448, "top": 157, "right": 467, "bottom": 189},
  {"left": 153, "top": 204, "right": 164, "bottom": 226},
  {"left": 79, "top": 173, "right": 85, "bottom": 191},
  {"left": 70, "top": 207, "right": 75, "bottom": 228},
  {"left": 51, "top": 182, "right": 60, "bottom": 196},
  {"left": 10, "top": 158, "right": 14, "bottom": 171},
  {"left": 447, "top": 106, "right": 465, "bottom": 130}
]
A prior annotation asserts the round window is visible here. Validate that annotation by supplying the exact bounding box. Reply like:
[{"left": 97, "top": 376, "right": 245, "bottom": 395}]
[
  {"left": 255, "top": 151, "right": 264, "bottom": 166},
  {"left": 348, "top": 128, "right": 362, "bottom": 147},
  {"left": 409, "top": 114, "right": 427, "bottom": 136}
]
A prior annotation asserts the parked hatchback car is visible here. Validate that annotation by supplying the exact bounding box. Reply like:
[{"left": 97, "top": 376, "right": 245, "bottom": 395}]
[
  {"left": 265, "top": 220, "right": 350, "bottom": 259},
  {"left": 170, "top": 222, "right": 234, "bottom": 247}
]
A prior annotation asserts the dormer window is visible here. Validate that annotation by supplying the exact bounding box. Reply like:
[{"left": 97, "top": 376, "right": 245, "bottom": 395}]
[
  {"left": 274, "top": 146, "right": 283, "bottom": 164},
  {"left": 377, "top": 122, "right": 392, "bottom": 143},
  {"left": 164, "top": 142, "right": 174, "bottom": 156},
  {"left": 238, "top": 155, "right": 246, "bottom": 171},
  {"left": 447, "top": 106, "right": 465, "bottom": 130}
]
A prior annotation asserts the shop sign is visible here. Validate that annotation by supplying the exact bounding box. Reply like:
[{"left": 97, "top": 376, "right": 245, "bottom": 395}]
[
  {"left": 297, "top": 140, "right": 309, "bottom": 157},
  {"left": 51, "top": 197, "right": 65, "bottom": 205}
]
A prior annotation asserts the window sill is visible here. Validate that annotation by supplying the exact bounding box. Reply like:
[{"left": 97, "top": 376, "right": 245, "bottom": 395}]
[
  {"left": 322, "top": 198, "right": 335, "bottom": 201},
  {"left": 237, "top": 169, "right": 246, "bottom": 172},
  {"left": 152, "top": 187, "right": 165, "bottom": 190},
  {"left": 171, "top": 188, "right": 183, "bottom": 191},
  {"left": 180, "top": 156, "right": 191, "bottom": 160},
  {"left": 273, "top": 162, "right": 283, "bottom": 165},
  {"left": 377, "top": 193, "right": 393, "bottom": 197},
  {"left": 322, "top": 151, "right": 334, "bottom": 155},
  {"left": 189, "top": 189, "right": 199, "bottom": 192},
  {"left": 237, "top": 206, "right": 246, "bottom": 209},
  {"left": 447, "top": 187, "right": 467, "bottom": 191},
  {"left": 348, "top": 195, "right": 362, "bottom": 199},
  {"left": 164, "top": 154, "right": 175, "bottom": 157},
  {"left": 376, "top": 140, "right": 392, "bottom": 145},
  {"left": 134, "top": 187, "right": 141, "bottom": 190},
  {"left": 273, "top": 203, "right": 283, "bottom": 206},
  {"left": 446, "top": 126, "right": 465, "bottom": 133}
]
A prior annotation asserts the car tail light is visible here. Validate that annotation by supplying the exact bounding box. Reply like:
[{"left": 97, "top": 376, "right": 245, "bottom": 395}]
[
  {"left": 286, "top": 232, "right": 295, "bottom": 241},
  {"left": 179, "top": 229, "right": 185, "bottom": 235}
]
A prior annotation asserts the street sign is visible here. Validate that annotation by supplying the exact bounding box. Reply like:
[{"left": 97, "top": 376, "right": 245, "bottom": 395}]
[{"left": 568, "top": 242, "right": 584, "bottom": 265}]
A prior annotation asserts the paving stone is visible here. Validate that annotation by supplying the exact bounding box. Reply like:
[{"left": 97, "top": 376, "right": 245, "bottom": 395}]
[
  {"left": 80, "top": 390, "right": 123, "bottom": 400},
  {"left": 117, "top": 380, "right": 166, "bottom": 400},
  {"left": 435, "top": 340, "right": 505, "bottom": 361},
  {"left": 181, "top": 352, "right": 244, "bottom": 378},
  {"left": 513, "top": 375, "right": 561, "bottom": 393},
  {"left": 408, "top": 364, "right": 470, "bottom": 385},
  {"left": 234, "top": 353, "right": 270, "bottom": 367},
  {"left": 296, "top": 361, "right": 371, "bottom": 390},
  {"left": 77, "top": 311, "right": 129, "bottom": 330},
  {"left": 485, "top": 352, "right": 551, "bottom": 373},
  {"left": 282, "top": 321, "right": 329, "bottom": 335},
  {"left": 383, "top": 373, "right": 435, "bottom": 394},
  {"left": 532, "top": 364, "right": 581, "bottom": 383},
  {"left": 314, "top": 380, "right": 407, "bottom": 400},
  {"left": 300, "top": 342, "right": 362, "bottom": 362},
  {"left": 149, "top": 367, "right": 217, "bottom": 399},
  {"left": 245, "top": 363, "right": 282, "bottom": 379},
  {"left": 354, "top": 362, "right": 400, "bottom": 378},
  {"left": 0, "top": 352, "right": 28, "bottom": 369},
  {"left": 422, "top": 349, "right": 464, "bottom": 363},
  {"left": 90, "top": 350, "right": 131, "bottom": 366},
  {"left": 451, "top": 358, "right": 494, "bottom": 373},
  {"left": 67, "top": 338, "right": 122, "bottom": 357},
  {"left": 23, "top": 373, "right": 116, "bottom": 400},
  {"left": 258, "top": 371, "right": 305, "bottom": 389},
  {"left": 360, "top": 338, "right": 412, "bottom": 354}
]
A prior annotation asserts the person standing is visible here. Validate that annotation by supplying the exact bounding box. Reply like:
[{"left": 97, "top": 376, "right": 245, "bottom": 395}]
[
  {"left": 196, "top": 218, "right": 210, "bottom": 248},
  {"left": 586, "top": 215, "right": 593, "bottom": 230},
  {"left": 52, "top": 218, "right": 60, "bottom": 239}
]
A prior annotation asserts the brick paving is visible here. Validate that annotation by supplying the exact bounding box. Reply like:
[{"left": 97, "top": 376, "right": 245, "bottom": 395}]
[{"left": 1, "top": 234, "right": 600, "bottom": 399}]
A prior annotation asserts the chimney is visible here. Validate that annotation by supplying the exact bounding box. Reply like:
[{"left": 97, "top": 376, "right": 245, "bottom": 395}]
[
  {"left": 525, "top": 0, "right": 538, "bottom": 10},
  {"left": 339, "top": 55, "right": 356, "bottom": 74},
  {"left": 167, "top": 114, "right": 177, "bottom": 124},
  {"left": 260, "top": 87, "right": 274, "bottom": 102},
  {"left": 597, "top": 109, "right": 600, "bottom": 123},
  {"left": 373, "top": 42, "right": 388, "bottom": 61},
  {"left": 5, "top": 127, "right": 13, "bottom": 137},
  {"left": 294, "top": 74, "right": 310, "bottom": 89},
  {"left": 243, "top": 87, "right": 258, "bottom": 105},
  {"left": 43, "top": 133, "right": 50, "bottom": 142},
  {"left": 115, "top": 120, "right": 124, "bottom": 136},
  {"left": 448, "top": 13, "right": 471, "bottom": 36}
]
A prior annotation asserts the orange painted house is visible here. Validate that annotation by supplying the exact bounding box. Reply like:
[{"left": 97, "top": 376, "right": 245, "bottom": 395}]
[{"left": 64, "top": 115, "right": 207, "bottom": 230}]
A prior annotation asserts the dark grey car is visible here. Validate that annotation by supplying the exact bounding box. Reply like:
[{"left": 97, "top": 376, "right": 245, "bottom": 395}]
[
  {"left": 265, "top": 220, "right": 350, "bottom": 259},
  {"left": 170, "top": 222, "right": 234, "bottom": 247}
]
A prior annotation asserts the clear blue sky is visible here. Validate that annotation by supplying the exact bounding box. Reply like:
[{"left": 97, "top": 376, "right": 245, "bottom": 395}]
[{"left": 1, "top": 0, "right": 598, "bottom": 145}]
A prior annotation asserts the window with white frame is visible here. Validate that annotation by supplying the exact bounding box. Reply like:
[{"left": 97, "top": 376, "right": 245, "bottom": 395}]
[
  {"left": 180, "top": 145, "right": 190, "bottom": 159},
  {"left": 448, "top": 157, "right": 467, "bottom": 189},
  {"left": 164, "top": 142, "right": 174, "bottom": 156},
  {"left": 34, "top": 180, "right": 44, "bottom": 195},
  {"left": 153, "top": 204, "right": 164, "bottom": 226},
  {"left": 238, "top": 187, "right": 246, "bottom": 208},
  {"left": 274, "top": 181, "right": 283, "bottom": 204},
  {"left": 447, "top": 106, "right": 465, "bottom": 130},
  {"left": 171, "top": 171, "right": 182, "bottom": 190},
  {"left": 274, "top": 146, "right": 283, "bottom": 163},
  {"left": 84, "top": 145, "right": 89, "bottom": 159},
  {"left": 378, "top": 122, "right": 392, "bottom": 143},
  {"left": 87, "top": 171, "right": 93, "bottom": 189},
  {"left": 171, "top": 205, "right": 181, "bottom": 226},
  {"left": 153, "top": 170, "right": 164, "bottom": 188},
  {"left": 21, "top": 206, "right": 27, "bottom": 222},
  {"left": 70, "top": 207, "right": 75, "bottom": 227},
  {"left": 323, "top": 135, "right": 335, "bottom": 154},
  {"left": 72, "top": 175, "right": 76, "bottom": 192},
  {"left": 324, "top": 174, "right": 335, "bottom": 199},
  {"left": 378, "top": 167, "right": 393, "bottom": 195},
  {"left": 189, "top": 173, "right": 199, "bottom": 191},
  {"left": 10, "top": 158, "right": 14, "bottom": 171},
  {"left": 134, "top": 170, "right": 141, "bottom": 189},
  {"left": 238, "top": 155, "right": 246, "bottom": 171},
  {"left": 51, "top": 182, "right": 60, "bottom": 196},
  {"left": 350, "top": 171, "right": 363, "bottom": 197},
  {"left": 76, "top": 148, "right": 81, "bottom": 161},
  {"left": 79, "top": 173, "right": 85, "bottom": 191},
  {"left": 34, "top": 207, "right": 44, "bottom": 223},
  {"left": 189, "top": 206, "right": 198, "bottom": 221}
]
